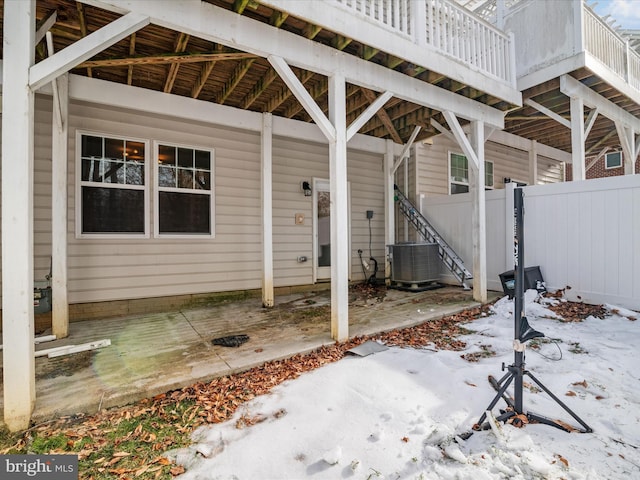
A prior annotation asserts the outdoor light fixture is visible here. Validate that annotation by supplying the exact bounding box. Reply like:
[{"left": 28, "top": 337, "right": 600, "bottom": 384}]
[{"left": 302, "top": 181, "right": 312, "bottom": 196}]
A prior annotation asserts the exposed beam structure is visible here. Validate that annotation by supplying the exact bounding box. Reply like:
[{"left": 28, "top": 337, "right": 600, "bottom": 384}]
[
  {"left": 392, "top": 126, "right": 421, "bottom": 174},
  {"left": 346, "top": 90, "right": 393, "bottom": 141},
  {"left": 78, "top": 0, "right": 506, "bottom": 128},
  {"left": 584, "top": 107, "right": 599, "bottom": 137},
  {"left": 361, "top": 88, "right": 402, "bottom": 143},
  {"left": 524, "top": 98, "right": 571, "bottom": 129},
  {"left": 163, "top": 32, "right": 190, "bottom": 93},
  {"left": 217, "top": 58, "right": 256, "bottom": 104},
  {"left": 560, "top": 75, "right": 640, "bottom": 131},
  {"left": 79, "top": 51, "right": 256, "bottom": 68},
  {"left": 430, "top": 118, "right": 457, "bottom": 143},
  {"left": 268, "top": 55, "right": 335, "bottom": 142},
  {"left": 265, "top": 70, "right": 314, "bottom": 113},
  {"left": 241, "top": 69, "right": 278, "bottom": 109},
  {"left": 191, "top": 60, "right": 216, "bottom": 99},
  {"left": 35, "top": 9, "right": 57, "bottom": 45},
  {"left": 30, "top": 11, "right": 150, "bottom": 90},
  {"left": 127, "top": 32, "right": 136, "bottom": 85},
  {"left": 76, "top": 2, "right": 92, "bottom": 77}
]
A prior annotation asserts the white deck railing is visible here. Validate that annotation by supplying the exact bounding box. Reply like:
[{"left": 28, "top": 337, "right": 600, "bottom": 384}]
[
  {"left": 335, "top": 0, "right": 515, "bottom": 86},
  {"left": 583, "top": 5, "right": 640, "bottom": 91}
]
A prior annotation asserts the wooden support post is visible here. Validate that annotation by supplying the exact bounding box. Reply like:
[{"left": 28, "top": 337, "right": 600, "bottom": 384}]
[
  {"left": 48, "top": 32, "right": 70, "bottom": 339},
  {"left": 469, "top": 120, "right": 487, "bottom": 303},
  {"left": 2, "top": 0, "right": 36, "bottom": 432},
  {"left": 528, "top": 139, "right": 538, "bottom": 186},
  {"left": 329, "top": 74, "right": 349, "bottom": 342},
  {"left": 570, "top": 96, "right": 586, "bottom": 181},
  {"left": 384, "top": 140, "right": 395, "bottom": 286},
  {"left": 261, "top": 113, "right": 274, "bottom": 308}
]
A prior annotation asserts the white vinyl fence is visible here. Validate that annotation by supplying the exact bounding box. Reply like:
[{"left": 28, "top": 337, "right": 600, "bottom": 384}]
[{"left": 420, "top": 176, "right": 640, "bottom": 310}]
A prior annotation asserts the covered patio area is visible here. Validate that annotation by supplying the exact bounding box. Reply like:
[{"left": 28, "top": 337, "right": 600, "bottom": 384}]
[{"left": 0, "top": 286, "right": 498, "bottom": 425}]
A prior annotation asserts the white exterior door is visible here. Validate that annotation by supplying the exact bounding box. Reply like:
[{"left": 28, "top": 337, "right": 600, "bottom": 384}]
[
  {"left": 314, "top": 179, "right": 331, "bottom": 281},
  {"left": 313, "top": 178, "right": 351, "bottom": 282}
]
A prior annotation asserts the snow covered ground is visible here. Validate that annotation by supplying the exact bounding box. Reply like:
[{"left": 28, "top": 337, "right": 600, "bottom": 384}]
[{"left": 168, "top": 292, "right": 640, "bottom": 479}]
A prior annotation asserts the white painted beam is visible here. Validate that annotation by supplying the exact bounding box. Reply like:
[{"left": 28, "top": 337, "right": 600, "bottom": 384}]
[
  {"left": 524, "top": 99, "right": 571, "bottom": 129},
  {"left": 468, "top": 121, "right": 487, "bottom": 303},
  {"left": 484, "top": 128, "right": 571, "bottom": 163},
  {"left": 585, "top": 146, "right": 609, "bottom": 173},
  {"left": 2, "top": 0, "right": 36, "bottom": 432},
  {"left": 584, "top": 108, "right": 598, "bottom": 138},
  {"left": 570, "top": 96, "right": 586, "bottom": 181},
  {"left": 615, "top": 122, "right": 636, "bottom": 176},
  {"left": 35, "top": 10, "right": 57, "bottom": 46},
  {"left": 391, "top": 126, "right": 421, "bottom": 174},
  {"left": 30, "top": 12, "right": 150, "bottom": 91},
  {"left": 261, "top": 113, "right": 274, "bottom": 308},
  {"left": 346, "top": 90, "right": 393, "bottom": 141},
  {"left": 268, "top": 55, "right": 336, "bottom": 142},
  {"left": 384, "top": 140, "right": 395, "bottom": 285},
  {"left": 443, "top": 111, "right": 479, "bottom": 169},
  {"left": 560, "top": 74, "right": 640, "bottom": 131},
  {"left": 430, "top": 119, "right": 457, "bottom": 143},
  {"left": 328, "top": 74, "right": 349, "bottom": 342},
  {"left": 78, "top": 0, "right": 506, "bottom": 128}
]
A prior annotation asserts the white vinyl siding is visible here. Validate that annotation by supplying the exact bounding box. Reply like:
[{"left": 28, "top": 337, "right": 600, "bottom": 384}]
[
  {"left": 416, "top": 137, "right": 565, "bottom": 199},
  {"left": 66, "top": 101, "right": 262, "bottom": 303},
  {"left": 19, "top": 96, "right": 387, "bottom": 305}
]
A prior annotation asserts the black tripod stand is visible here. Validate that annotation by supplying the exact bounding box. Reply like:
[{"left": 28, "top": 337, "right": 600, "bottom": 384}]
[{"left": 473, "top": 188, "right": 592, "bottom": 434}]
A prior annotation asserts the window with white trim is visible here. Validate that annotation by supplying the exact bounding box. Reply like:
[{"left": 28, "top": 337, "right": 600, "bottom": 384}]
[
  {"left": 449, "top": 152, "right": 493, "bottom": 194},
  {"left": 78, "top": 133, "right": 148, "bottom": 234},
  {"left": 605, "top": 151, "right": 622, "bottom": 169},
  {"left": 156, "top": 143, "right": 214, "bottom": 236}
]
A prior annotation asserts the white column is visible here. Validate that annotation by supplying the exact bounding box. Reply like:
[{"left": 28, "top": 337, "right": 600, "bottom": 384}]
[
  {"left": 2, "top": 0, "right": 36, "bottom": 431},
  {"left": 469, "top": 121, "right": 487, "bottom": 303},
  {"left": 328, "top": 74, "right": 349, "bottom": 342},
  {"left": 528, "top": 139, "right": 538, "bottom": 186},
  {"left": 403, "top": 158, "right": 409, "bottom": 241},
  {"left": 261, "top": 113, "right": 274, "bottom": 307},
  {"left": 51, "top": 72, "right": 70, "bottom": 339},
  {"left": 384, "top": 139, "right": 395, "bottom": 285},
  {"left": 504, "top": 181, "right": 516, "bottom": 271},
  {"left": 570, "top": 96, "right": 586, "bottom": 181}
]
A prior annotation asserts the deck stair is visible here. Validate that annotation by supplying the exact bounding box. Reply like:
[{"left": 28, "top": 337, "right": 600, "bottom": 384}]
[{"left": 394, "top": 185, "right": 472, "bottom": 289}]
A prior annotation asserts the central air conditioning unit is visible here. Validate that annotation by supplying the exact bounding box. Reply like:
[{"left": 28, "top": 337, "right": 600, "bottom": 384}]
[{"left": 389, "top": 242, "right": 440, "bottom": 290}]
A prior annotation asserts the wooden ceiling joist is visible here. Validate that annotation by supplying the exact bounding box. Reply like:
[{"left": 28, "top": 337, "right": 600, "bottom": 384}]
[
  {"left": 127, "top": 32, "right": 136, "bottom": 85},
  {"left": 241, "top": 69, "right": 278, "bottom": 109},
  {"left": 361, "top": 88, "right": 402, "bottom": 143},
  {"left": 217, "top": 58, "right": 256, "bottom": 104},
  {"left": 164, "top": 32, "right": 190, "bottom": 93},
  {"left": 191, "top": 60, "right": 217, "bottom": 99},
  {"left": 78, "top": 51, "right": 257, "bottom": 68},
  {"left": 75, "top": 1, "right": 92, "bottom": 77}
]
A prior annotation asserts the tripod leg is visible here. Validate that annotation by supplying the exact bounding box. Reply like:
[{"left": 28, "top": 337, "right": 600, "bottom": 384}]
[
  {"left": 489, "top": 375, "right": 515, "bottom": 410},
  {"left": 474, "top": 373, "right": 516, "bottom": 430},
  {"left": 525, "top": 371, "right": 593, "bottom": 433}
]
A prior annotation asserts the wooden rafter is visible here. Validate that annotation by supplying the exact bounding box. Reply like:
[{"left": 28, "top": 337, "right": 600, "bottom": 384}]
[
  {"left": 285, "top": 79, "right": 328, "bottom": 118},
  {"left": 78, "top": 51, "right": 256, "bottom": 68},
  {"left": 127, "top": 32, "right": 136, "bottom": 85},
  {"left": 266, "top": 70, "right": 314, "bottom": 112},
  {"left": 191, "top": 61, "right": 216, "bottom": 99},
  {"left": 361, "top": 88, "right": 402, "bottom": 143},
  {"left": 332, "top": 35, "right": 352, "bottom": 50},
  {"left": 164, "top": 32, "right": 190, "bottom": 93},
  {"left": 362, "top": 46, "right": 378, "bottom": 60},
  {"left": 241, "top": 69, "right": 278, "bottom": 109},
  {"left": 217, "top": 58, "right": 256, "bottom": 104},
  {"left": 75, "top": 1, "right": 92, "bottom": 77},
  {"left": 270, "top": 11, "right": 288, "bottom": 27}
]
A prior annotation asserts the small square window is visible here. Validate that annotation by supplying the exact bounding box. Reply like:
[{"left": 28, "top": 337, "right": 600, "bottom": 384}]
[{"left": 605, "top": 151, "right": 622, "bottom": 169}]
